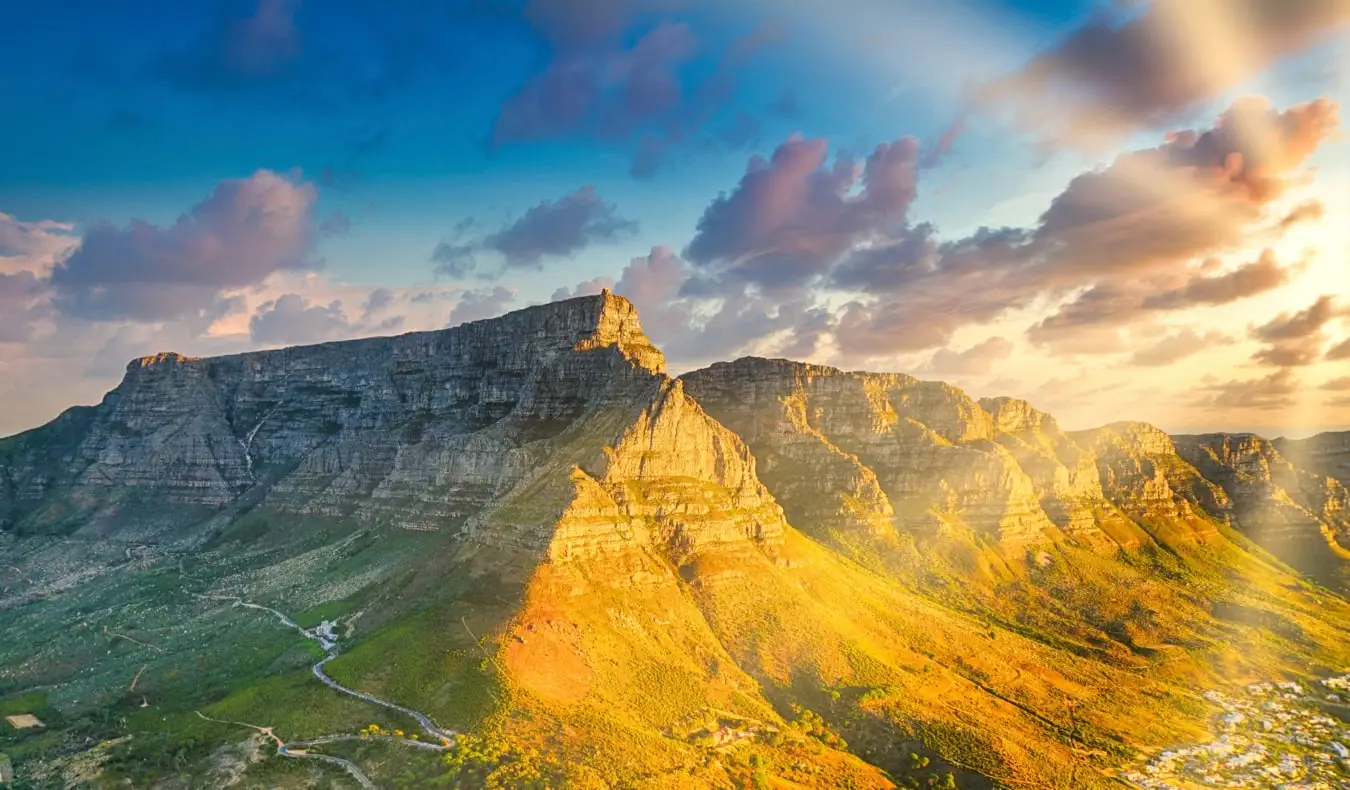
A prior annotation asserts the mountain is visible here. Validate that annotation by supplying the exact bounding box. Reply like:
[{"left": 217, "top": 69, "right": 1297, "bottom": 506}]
[{"left": 3, "top": 293, "right": 1350, "bottom": 790}]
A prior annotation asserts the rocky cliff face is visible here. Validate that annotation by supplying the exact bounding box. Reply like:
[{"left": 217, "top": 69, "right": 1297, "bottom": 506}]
[
  {"left": 0, "top": 292, "right": 786, "bottom": 578},
  {"left": 681, "top": 358, "right": 1160, "bottom": 553},
  {"left": 1174, "top": 432, "right": 1350, "bottom": 584},
  {"left": 3, "top": 303, "right": 1348, "bottom": 585},
  {"left": 1276, "top": 432, "right": 1350, "bottom": 487}
]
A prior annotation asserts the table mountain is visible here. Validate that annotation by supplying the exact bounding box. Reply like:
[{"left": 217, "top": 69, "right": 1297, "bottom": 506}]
[{"left": 3, "top": 294, "right": 1350, "bottom": 789}]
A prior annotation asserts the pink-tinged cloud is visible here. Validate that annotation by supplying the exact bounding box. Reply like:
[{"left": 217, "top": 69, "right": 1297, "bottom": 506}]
[
  {"left": 684, "top": 134, "right": 920, "bottom": 292},
  {"left": 49, "top": 169, "right": 319, "bottom": 322},
  {"left": 249, "top": 293, "right": 360, "bottom": 345},
  {"left": 967, "top": 0, "right": 1350, "bottom": 151}
]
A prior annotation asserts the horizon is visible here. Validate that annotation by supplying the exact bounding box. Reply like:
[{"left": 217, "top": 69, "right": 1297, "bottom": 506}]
[{"left": 3, "top": 0, "right": 1349, "bottom": 439}]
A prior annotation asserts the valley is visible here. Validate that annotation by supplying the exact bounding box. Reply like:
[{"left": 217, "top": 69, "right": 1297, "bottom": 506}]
[{"left": 3, "top": 293, "right": 1350, "bottom": 789}]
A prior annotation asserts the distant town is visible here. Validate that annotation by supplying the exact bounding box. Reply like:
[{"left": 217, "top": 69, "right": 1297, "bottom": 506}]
[{"left": 1123, "top": 674, "right": 1350, "bottom": 789}]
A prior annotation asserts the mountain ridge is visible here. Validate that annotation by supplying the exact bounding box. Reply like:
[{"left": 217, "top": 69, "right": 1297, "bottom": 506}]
[{"left": 5, "top": 295, "right": 1350, "bottom": 789}]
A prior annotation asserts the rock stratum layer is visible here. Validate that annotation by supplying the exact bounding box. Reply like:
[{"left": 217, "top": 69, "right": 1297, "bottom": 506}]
[{"left": 5, "top": 296, "right": 1350, "bottom": 790}]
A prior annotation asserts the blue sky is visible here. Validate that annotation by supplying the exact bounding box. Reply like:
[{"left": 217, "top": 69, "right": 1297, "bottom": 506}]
[{"left": 1, "top": 0, "right": 1348, "bottom": 436}]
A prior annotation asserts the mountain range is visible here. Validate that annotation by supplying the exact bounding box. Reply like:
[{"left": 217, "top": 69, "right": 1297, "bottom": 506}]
[{"left": 3, "top": 292, "right": 1350, "bottom": 789}]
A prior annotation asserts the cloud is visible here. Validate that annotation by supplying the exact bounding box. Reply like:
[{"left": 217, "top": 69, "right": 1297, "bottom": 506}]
[
  {"left": 486, "top": 186, "right": 637, "bottom": 269},
  {"left": 1031, "top": 97, "right": 1338, "bottom": 277},
  {"left": 1321, "top": 376, "right": 1350, "bottom": 391},
  {"left": 551, "top": 277, "right": 613, "bottom": 301},
  {"left": 923, "top": 336, "right": 1014, "bottom": 376},
  {"left": 1252, "top": 295, "right": 1342, "bottom": 342},
  {"left": 0, "top": 271, "right": 50, "bottom": 342},
  {"left": 494, "top": 6, "right": 782, "bottom": 178},
  {"left": 431, "top": 241, "right": 480, "bottom": 278},
  {"left": 448, "top": 286, "right": 515, "bottom": 326},
  {"left": 1028, "top": 250, "right": 1296, "bottom": 351},
  {"left": 965, "top": 0, "right": 1350, "bottom": 151},
  {"left": 684, "top": 134, "right": 920, "bottom": 292},
  {"left": 48, "top": 170, "right": 318, "bottom": 322},
  {"left": 0, "top": 212, "right": 78, "bottom": 267},
  {"left": 249, "top": 293, "right": 357, "bottom": 345},
  {"left": 434, "top": 187, "right": 635, "bottom": 278},
  {"left": 492, "top": 20, "right": 698, "bottom": 146},
  {"left": 1276, "top": 200, "right": 1326, "bottom": 232},
  {"left": 156, "top": 0, "right": 446, "bottom": 110},
  {"left": 1248, "top": 296, "right": 1344, "bottom": 369},
  {"left": 360, "top": 287, "right": 394, "bottom": 319},
  {"left": 1194, "top": 368, "right": 1300, "bottom": 411},
  {"left": 1129, "top": 328, "right": 1231, "bottom": 367},
  {"left": 1324, "top": 337, "right": 1350, "bottom": 361},
  {"left": 831, "top": 98, "right": 1338, "bottom": 355},
  {"left": 1141, "top": 250, "right": 1293, "bottom": 309}
]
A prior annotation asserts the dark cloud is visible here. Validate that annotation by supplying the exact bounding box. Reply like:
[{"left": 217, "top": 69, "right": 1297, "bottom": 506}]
[
  {"left": 430, "top": 241, "right": 480, "bottom": 278},
  {"left": 965, "top": 0, "right": 1350, "bottom": 151},
  {"left": 49, "top": 170, "right": 318, "bottom": 322},
  {"left": 360, "top": 287, "right": 394, "bottom": 319},
  {"left": 486, "top": 186, "right": 637, "bottom": 269},
  {"left": 923, "top": 336, "right": 1014, "bottom": 376},
  {"left": 1321, "top": 376, "right": 1350, "bottom": 391},
  {"left": 431, "top": 187, "right": 634, "bottom": 277},
  {"left": 492, "top": 21, "right": 697, "bottom": 145},
  {"left": 494, "top": 5, "right": 783, "bottom": 179},
  {"left": 448, "top": 286, "right": 515, "bottom": 326},
  {"left": 249, "top": 293, "right": 355, "bottom": 345},
  {"left": 1194, "top": 368, "right": 1300, "bottom": 411},
  {"left": 684, "top": 134, "right": 920, "bottom": 292}
]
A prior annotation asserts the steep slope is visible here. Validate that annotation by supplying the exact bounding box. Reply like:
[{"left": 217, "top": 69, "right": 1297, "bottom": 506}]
[
  {"left": 1173, "top": 432, "right": 1350, "bottom": 589},
  {"left": 0, "top": 291, "right": 665, "bottom": 540},
  {"left": 1275, "top": 431, "right": 1350, "bottom": 486},
  {"left": 680, "top": 357, "right": 1350, "bottom": 674},
  {"left": 4, "top": 311, "right": 1350, "bottom": 790}
]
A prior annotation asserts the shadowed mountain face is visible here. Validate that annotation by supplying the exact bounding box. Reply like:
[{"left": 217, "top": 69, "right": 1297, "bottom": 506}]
[{"left": 3, "top": 296, "right": 1350, "bottom": 789}]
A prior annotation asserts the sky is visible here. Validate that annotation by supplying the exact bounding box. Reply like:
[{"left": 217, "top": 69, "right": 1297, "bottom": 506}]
[{"left": 1, "top": 0, "right": 1348, "bottom": 438}]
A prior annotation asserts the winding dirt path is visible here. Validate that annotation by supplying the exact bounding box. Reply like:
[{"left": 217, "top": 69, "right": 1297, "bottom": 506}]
[{"left": 193, "top": 594, "right": 456, "bottom": 787}]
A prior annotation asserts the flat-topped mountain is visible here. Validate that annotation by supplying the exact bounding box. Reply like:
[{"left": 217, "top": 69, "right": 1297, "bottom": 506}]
[{"left": 3, "top": 295, "right": 1350, "bottom": 790}]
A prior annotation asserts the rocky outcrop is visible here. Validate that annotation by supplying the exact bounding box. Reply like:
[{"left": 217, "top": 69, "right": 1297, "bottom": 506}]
[
  {"left": 1070, "top": 422, "right": 1228, "bottom": 543},
  {"left": 0, "top": 292, "right": 785, "bottom": 578},
  {"left": 681, "top": 358, "right": 1061, "bottom": 549},
  {"left": 1174, "top": 433, "right": 1350, "bottom": 579},
  {"left": 0, "top": 293, "right": 663, "bottom": 538},
  {"left": 1275, "top": 432, "right": 1350, "bottom": 487}
]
